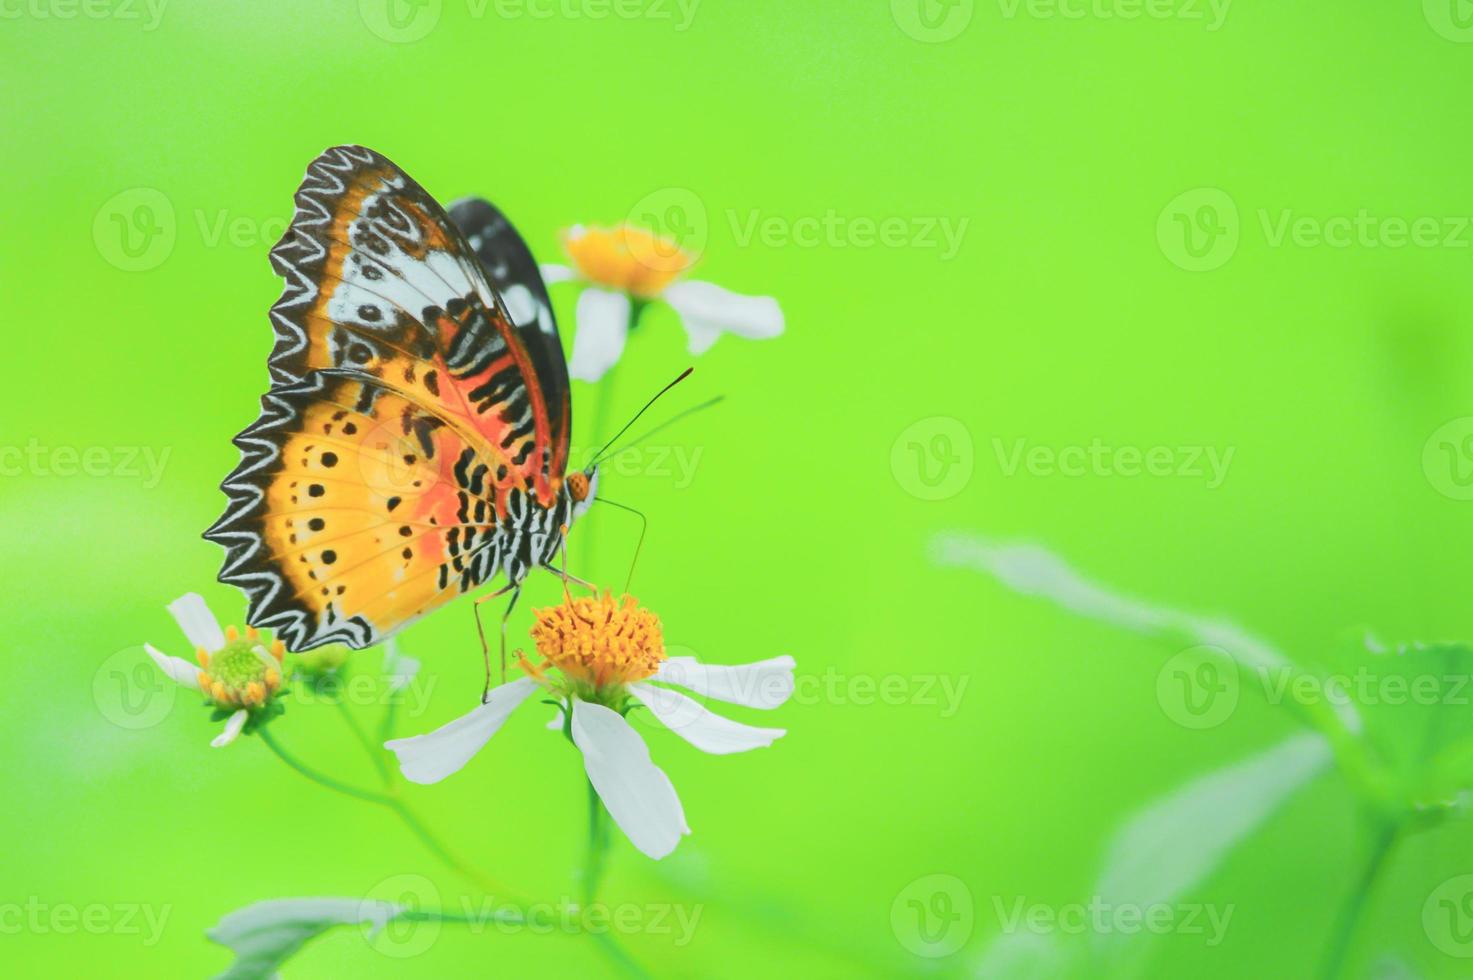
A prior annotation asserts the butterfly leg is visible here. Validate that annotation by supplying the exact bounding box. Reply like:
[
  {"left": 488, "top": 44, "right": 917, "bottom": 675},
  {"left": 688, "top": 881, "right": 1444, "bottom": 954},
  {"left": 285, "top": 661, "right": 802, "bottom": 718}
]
[
  {"left": 548, "top": 524, "right": 598, "bottom": 598},
  {"left": 544, "top": 565, "right": 597, "bottom": 593},
  {"left": 474, "top": 583, "right": 519, "bottom": 703}
]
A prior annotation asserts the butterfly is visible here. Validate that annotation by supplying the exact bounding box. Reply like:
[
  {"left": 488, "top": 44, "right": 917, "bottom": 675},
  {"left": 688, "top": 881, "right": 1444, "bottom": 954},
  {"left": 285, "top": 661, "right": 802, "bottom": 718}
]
[{"left": 205, "top": 144, "right": 602, "bottom": 664}]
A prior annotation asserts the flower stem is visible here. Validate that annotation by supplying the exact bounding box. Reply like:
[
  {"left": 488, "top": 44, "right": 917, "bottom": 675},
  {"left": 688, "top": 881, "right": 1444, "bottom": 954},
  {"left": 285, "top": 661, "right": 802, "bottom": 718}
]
[
  {"left": 334, "top": 694, "right": 393, "bottom": 787},
  {"left": 258, "top": 726, "right": 386, "bottom": 805},
  {"left": 1318, "top": 816, "right": 1401, "bottom": 980},
  {"left": 257, "top": 726, "right": 524, "bottom": 903},
  {"left": 582, "top": 776, "right": 611, "bottom": 908}
]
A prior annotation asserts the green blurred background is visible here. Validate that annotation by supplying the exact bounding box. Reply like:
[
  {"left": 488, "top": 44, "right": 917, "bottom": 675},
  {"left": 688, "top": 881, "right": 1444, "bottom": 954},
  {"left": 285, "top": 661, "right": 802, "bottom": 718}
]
[{"left": 7, "top": 0, "right": 1473, "bottom": 976}]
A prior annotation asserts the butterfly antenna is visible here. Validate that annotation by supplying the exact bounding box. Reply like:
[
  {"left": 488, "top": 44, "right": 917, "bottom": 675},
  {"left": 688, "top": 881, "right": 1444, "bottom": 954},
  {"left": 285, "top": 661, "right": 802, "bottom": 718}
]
[
  {"left": 593, "top": 497, "right": 647, "bottom": 594},
  {"left": 600, "top": 395, "right": 725, "bottom": 459},
  {"left": 589, "top": 367, "right": 693, "bottom": 469}
]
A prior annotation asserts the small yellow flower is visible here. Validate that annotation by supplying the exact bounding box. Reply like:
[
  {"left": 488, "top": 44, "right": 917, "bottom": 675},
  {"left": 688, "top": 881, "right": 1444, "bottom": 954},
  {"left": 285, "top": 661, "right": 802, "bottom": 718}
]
[
  {"left": 197, "top": 633, "right": 283, "bottom": 709},
  {"left": 385, "top": 591, "right": 796, "bottom": 861},
  {"left": 562, "top": 225, "right": 692, "bottom": 299},
  {"left": 527, "top": 591, "right": 666, "bottom": 690},
  {"left": 145, "top": 593, "right": 285, "bottom": 747},
  {"left": 543, "top": 223, "right": 785, "bottom": 383}
]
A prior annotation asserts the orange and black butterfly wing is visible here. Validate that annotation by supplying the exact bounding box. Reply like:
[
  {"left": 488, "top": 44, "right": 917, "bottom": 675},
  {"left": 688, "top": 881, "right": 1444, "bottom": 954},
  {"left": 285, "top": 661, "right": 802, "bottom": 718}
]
[{"left": 206, "top": 145, "right": 570, "bottom": 649}]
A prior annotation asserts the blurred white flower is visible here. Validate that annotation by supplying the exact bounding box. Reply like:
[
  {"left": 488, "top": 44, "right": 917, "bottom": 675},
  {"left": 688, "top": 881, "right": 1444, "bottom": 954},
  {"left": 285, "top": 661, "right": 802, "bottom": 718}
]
[
  {"left": 144, "top": 593, "right": 283, "bottom": 748},
  {"left": 542, "top": 224, "right": 784, "bottom": 382},
  {"left": 381, "top": 637, "right": 420, "bottom": 693},
  {"left": 385, "top": 593, "right": 795, "bottom": 859}
]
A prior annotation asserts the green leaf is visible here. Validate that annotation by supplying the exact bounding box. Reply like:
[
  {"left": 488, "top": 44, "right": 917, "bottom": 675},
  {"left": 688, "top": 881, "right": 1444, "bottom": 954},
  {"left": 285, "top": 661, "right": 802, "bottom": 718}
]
[
  {"left": 207, "top": 897, "right": 404, "bottom": 979},
  {"left": 1339, "top": 635, "right": 1473, "bottom": 811},
  {"left": 1092, "top": 734, "right": 1332, "bottom": 961},
  {"left": 932, "top": 535, "right": 1362, "bottom": 744}
]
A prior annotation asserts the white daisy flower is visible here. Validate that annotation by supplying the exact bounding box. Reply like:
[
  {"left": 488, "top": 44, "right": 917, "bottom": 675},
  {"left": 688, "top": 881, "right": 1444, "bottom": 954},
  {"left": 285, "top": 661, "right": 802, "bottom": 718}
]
[
  {"left": 144, "top": 593, "right": 285, "bottom": 748},
  {"left": 541, "top": 224, "right": 785, "bottom": 383},
  {"left": 384, "top": 592, "right": 795, "bottom": 860}
]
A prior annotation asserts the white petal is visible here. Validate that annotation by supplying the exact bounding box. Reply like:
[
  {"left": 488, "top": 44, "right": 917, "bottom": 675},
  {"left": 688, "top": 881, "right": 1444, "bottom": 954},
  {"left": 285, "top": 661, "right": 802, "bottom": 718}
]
[
  {"left": 571, "top": 700, "right": 689, "bottom": 860},
  {"left": 654, "top": 654, "right": 795, "bottom": 709},
  {"left": 167, "top": 593, "right": 225, "bottom": 653},
  {"left": 384, "top": 678, "right": 537, "bottom": 784},
  {"left": 630, "top": 683, "right": 785, "bottom": 755},
  {"left": 539, "top": 263, "right": 578, "bottom": 285},
  {"left": 569, "top": 288, "right": 631, "bottom": 382},
  {"left": 211, "top": 709, "right": 249, "bottom": 748},
  {"left": 663, "top": 280, "right": 784, "bottom": 356},
  {"left": 145, "top": 642, "right": 201, "bottom": 691}
]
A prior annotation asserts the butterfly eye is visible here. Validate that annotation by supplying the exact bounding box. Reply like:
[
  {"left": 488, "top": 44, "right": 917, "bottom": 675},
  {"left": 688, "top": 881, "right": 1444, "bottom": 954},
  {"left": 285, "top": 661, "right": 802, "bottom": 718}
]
[{"left": 568, "top": 472, "right": 590, "bottom": 502}]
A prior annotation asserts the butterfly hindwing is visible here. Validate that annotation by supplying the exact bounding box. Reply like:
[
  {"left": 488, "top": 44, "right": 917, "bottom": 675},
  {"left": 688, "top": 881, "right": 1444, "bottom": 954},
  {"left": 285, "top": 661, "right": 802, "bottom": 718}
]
[
  {"left": 207, "top": 370, "right": 571, "bottom": 650},
  {"left": 207, "top": 145, "right": 573, "bottom": 650}
]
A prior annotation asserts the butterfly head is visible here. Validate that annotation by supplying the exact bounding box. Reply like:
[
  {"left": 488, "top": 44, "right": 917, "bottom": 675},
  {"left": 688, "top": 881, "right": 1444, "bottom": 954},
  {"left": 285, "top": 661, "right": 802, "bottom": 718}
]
[{"left": 567, "top": 466, "right": 599, "bottom": 524}]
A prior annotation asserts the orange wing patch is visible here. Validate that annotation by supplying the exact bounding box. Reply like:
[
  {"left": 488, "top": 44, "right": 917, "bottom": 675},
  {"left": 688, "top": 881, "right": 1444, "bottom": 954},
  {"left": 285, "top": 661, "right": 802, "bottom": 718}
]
[{"left": 208, "top": 371, "right": 551, "bottom": 650}]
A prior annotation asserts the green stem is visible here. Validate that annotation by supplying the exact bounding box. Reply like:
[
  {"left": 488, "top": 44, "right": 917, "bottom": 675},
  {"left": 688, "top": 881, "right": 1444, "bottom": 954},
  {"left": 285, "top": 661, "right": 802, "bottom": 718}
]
[
  {"left": 377, "top": 693, "right": 401, "bottom": 745},
  {"left": 583, "top": 777, "right": 611, "bottom": 908},
  {"left": 334, "top": 694, "right": 393, "bottom": 787},
  {"left": 258, "top": 726, "right": 388, "bottom": 806},
  {"left": 559, "top": 699, "right": 646, "bottom": 978},
  {"left": 1318, "top": 817, "right": 1401, "bottom": 980},
  {"left": 258, "top": 726, "right": 524, "bottom": 904},
  {"left": 579, "top": 296, "right": 649, "bottom": 573}
]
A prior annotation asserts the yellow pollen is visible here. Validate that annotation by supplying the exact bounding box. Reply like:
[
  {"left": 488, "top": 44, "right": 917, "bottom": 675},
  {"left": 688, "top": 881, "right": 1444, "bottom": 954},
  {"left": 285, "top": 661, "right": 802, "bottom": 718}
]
[
  {"left": 245, "top": 626, "right": 259, "bottom": 640},
  {"left": 225, "top": 625, "right": 239, "bottom": 642},
  {"left": 562, "top": 224, "right": 694, "bottom": 298},
  {"left": 196, "top": 647, "right": 209, "bottom": 668},
  {"left": 245, "top": 681, "right": 266, "bottom": 706},
  {"left": 530, "top": 592, "right": 665, "bottom": 689},
  {"left": 270, "top": 640, "right": 285, "bottom": 662},
  {"left": 197, "top": 671, "right": 211, "bottom": 690},
  {"left": 265, "top": 668, "right": 281, "bottom": 691},
  {"left": 210, "top": 681, "right": 230, "bottom": 705}
]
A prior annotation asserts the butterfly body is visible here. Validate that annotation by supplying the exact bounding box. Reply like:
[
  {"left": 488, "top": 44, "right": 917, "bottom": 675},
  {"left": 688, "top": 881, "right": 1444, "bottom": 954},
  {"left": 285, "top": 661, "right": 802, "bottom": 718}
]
[{"left": 206, "top": 145, "right": 595, "bottom": 651}]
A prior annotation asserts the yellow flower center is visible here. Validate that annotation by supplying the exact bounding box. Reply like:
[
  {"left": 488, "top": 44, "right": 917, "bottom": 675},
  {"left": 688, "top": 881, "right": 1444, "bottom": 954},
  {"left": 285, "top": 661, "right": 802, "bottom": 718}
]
[
  {"left": 529, "top": 592, "right": 665, "bottom": 689},
  {"left": 563, "top": 224, "right": 694, "bottom": 298},
  {"left": 195, "top": 625, "right": 284, "bottom": 708}
]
